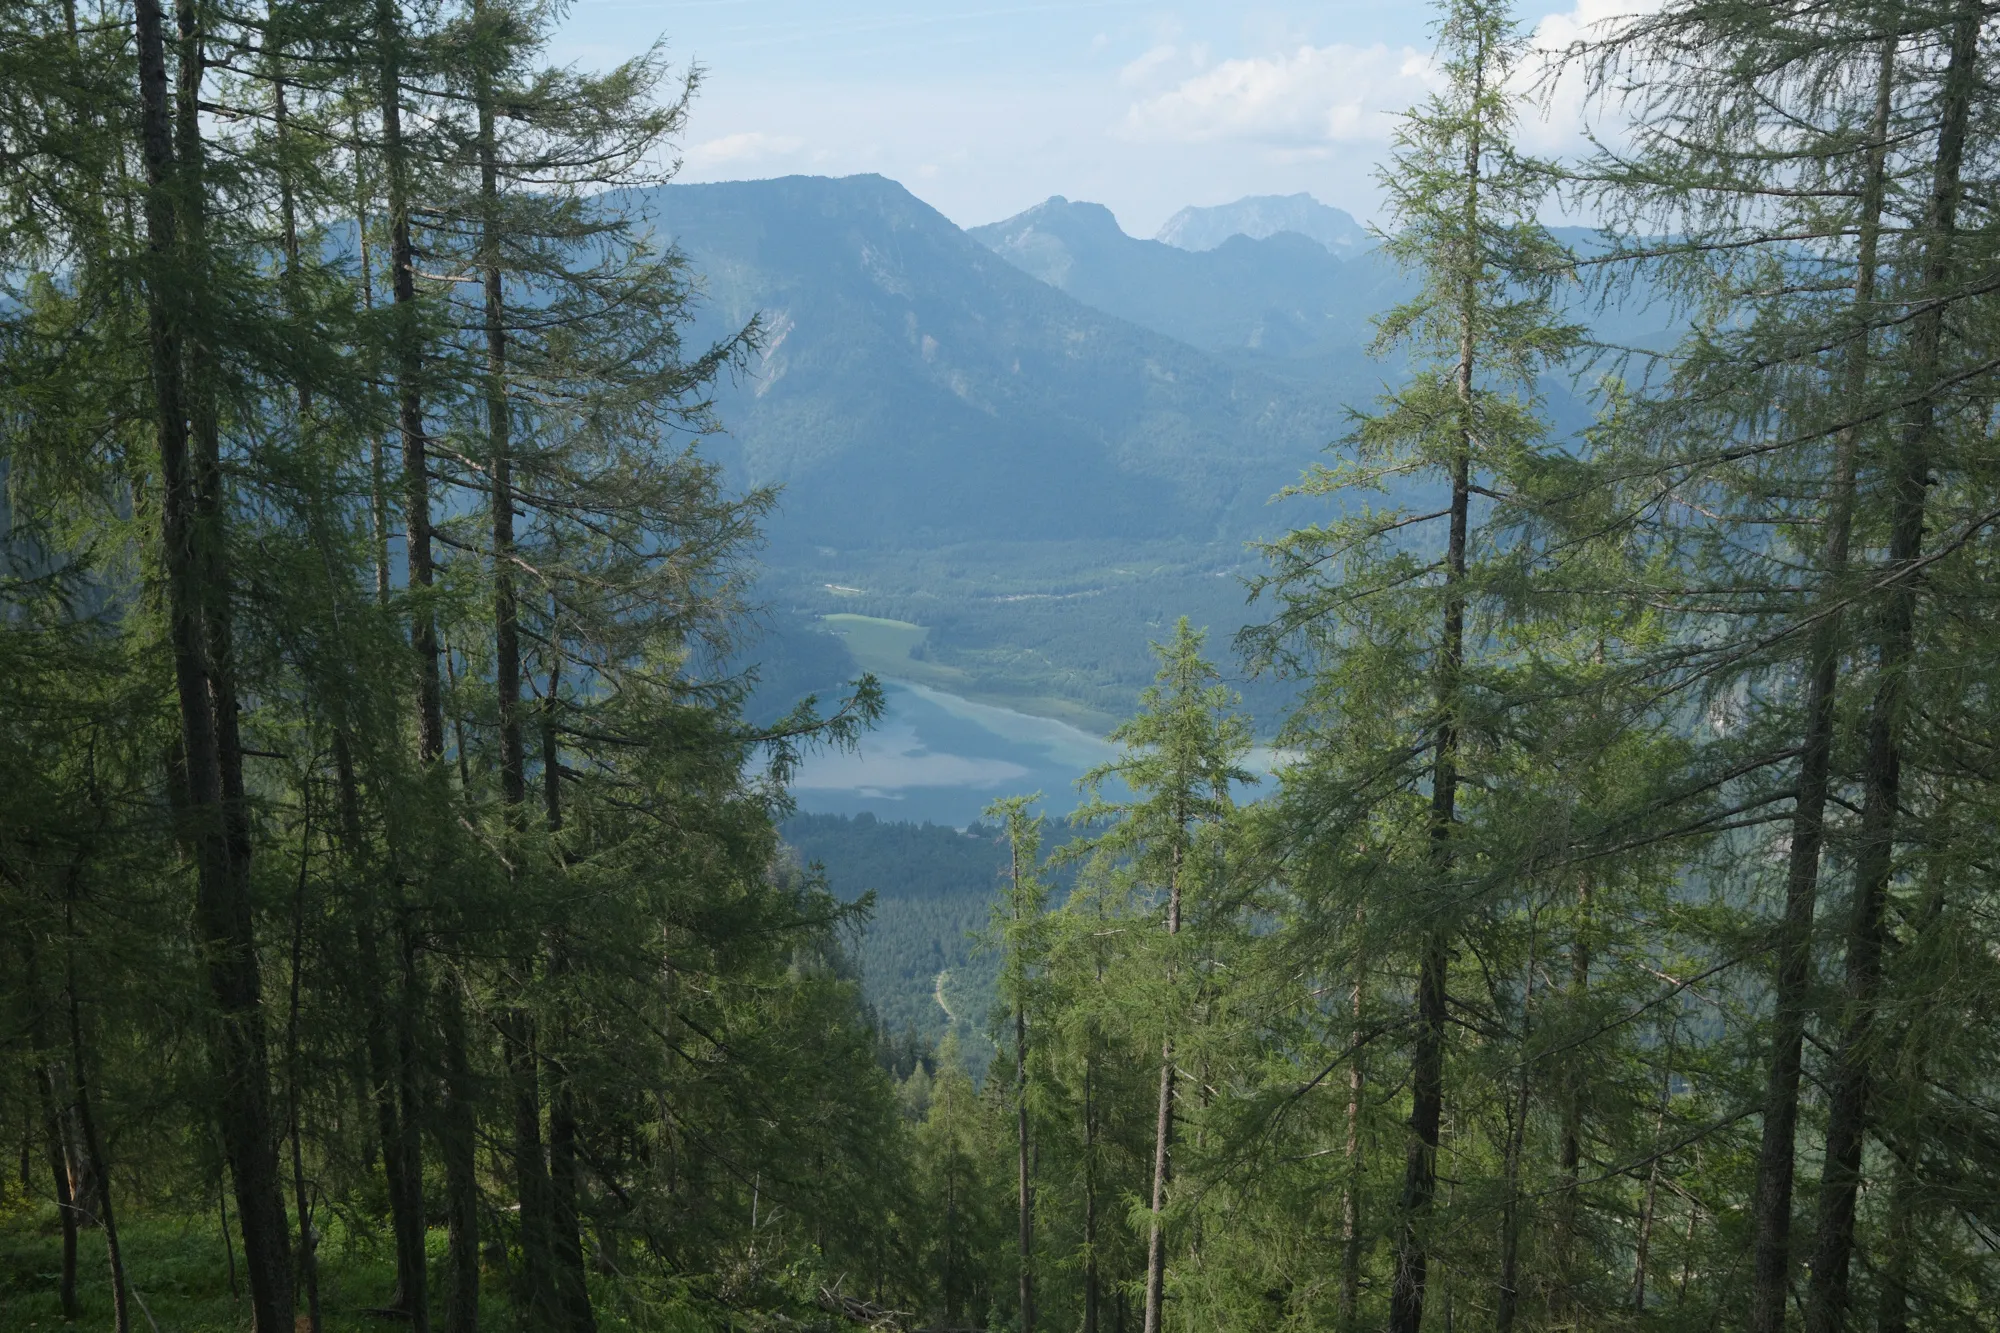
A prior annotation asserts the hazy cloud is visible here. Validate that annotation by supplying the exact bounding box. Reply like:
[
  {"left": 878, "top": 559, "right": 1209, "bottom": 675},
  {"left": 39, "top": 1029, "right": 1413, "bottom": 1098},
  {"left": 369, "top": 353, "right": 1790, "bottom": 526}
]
[
  {"left": 1117, "top": 1, "right": 1658, "bottom": 156},
  {"left": 1119, "top": 43, "right": 1179, "bottom": 87},
  {"left": 686, "top": 131, "right": 807, "bottom": 169},
  {"left": 1120, "top": 42, "right": 1439, "bottom": 147}
]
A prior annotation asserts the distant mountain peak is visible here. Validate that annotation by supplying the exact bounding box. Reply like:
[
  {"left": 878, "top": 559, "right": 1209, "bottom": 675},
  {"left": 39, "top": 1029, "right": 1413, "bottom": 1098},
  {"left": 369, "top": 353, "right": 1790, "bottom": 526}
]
[
  {"left": 979, "top": 196, "right": 1129, "bottom": 244},
  {"left": 1156, "top": 194, "right": 1369, "bottom": 256},
  {"left": 967, "top": 196, "right": 1135, "bottom": 289}
]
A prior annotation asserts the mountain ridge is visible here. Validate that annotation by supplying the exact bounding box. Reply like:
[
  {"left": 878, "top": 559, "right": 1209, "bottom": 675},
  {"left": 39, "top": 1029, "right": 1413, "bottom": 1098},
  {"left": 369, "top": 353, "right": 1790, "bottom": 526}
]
[
  {"left": 968, "top": 193, "right": 1407, "bottom": 364},
  {"left": 1157, "top": 192, "right": 1371, "bottom": 255},
  {"left": 640, "top": 173, "right": 1358, "bottom": 554}
]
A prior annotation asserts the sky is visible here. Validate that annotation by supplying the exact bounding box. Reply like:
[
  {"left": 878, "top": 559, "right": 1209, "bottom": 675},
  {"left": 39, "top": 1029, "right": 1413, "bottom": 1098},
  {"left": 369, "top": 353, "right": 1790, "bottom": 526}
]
[{"left": 548, "top": 1, "right": 1641, "bottom": 238}]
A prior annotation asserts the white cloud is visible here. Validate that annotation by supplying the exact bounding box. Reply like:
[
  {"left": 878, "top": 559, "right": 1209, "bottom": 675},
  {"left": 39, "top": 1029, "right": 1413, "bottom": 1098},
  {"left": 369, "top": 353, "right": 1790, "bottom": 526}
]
[
  {"left": 1514, "top": 0, "right": 1662, "bottom": 152},
  {"left": 1121, "top": 42, "right": 1440, "bottom": 147},
  {"left": 1120, "top": 43, "right": 1179, "bottom": 87},
  {"left": 1530, "top": 0, "right": 1660, "bottom": 53},
  {"left": 1118, "top": 2, "right": 1660, "bottom": 158},
  {"left": 685, "top": 131, "right": 806, "bottom": 169}
]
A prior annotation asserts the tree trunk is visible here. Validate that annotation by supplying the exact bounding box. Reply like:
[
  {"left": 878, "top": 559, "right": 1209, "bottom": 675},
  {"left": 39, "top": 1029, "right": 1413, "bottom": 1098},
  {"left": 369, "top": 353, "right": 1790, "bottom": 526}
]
[
  {"left": 286, "top": 793, "right": 323, "bottom": 1333},
  {"left": 336, "top": 740, "right": 429, "bottom": 1329},
  {"left": 1016, "top": 1012, "right": 1033, "bottom": 1333},
  {"left": 1391, "top": 35, "right": 1481, "bottom": 1330},
  {"left": 548, "top": 1078, "right": 595, "bottom": 1333},
  {"left": 1803, "top": 15, "right": 1977, "bottom": 1332},
  {"left": 1339, "top": 968, "right": 1364, "bottom": 1332},
  {"left": 505, "top": 1009, "right": 559, "bottom": 1328},
  {"left": 540, "top": 712, "right": 594, "bottom": 1333},
  {"left": 1142, "top": 845, "right": 1183, "bottom": 1333},
  {"left": 133, "top": 0, "right": 291, "bottom": 1323},
  {"left": 351, "top": 113, "right": 391, "bottom": 605},
  {"left": 439, "top": 975, "right": 482, "bottom": 1333},
  {"left": 1747, "top": 40, "right": 1894, "bottom": 1333},
  {"left": 1555, "top": 878, "right": 1590, "bottom": 1315},
  {"left": 1012, "top": 840, "right": 1035, "bottom": 1333},
  {"left": 65, "top": 949, "right": 129, "bottom": 1333},
  {"left": 374, "top": 0, "right": 443, "bottom": 766},
  {"left": 1082, "top": 1050, "right": 1099, "bottom": 1333},
  {"left": 1632, "top": 1027, "right": 1676, "bottom": 1312},
  {"left": 394, "top": 915, "right": 432, "bottom": 1332},
  {"left": 475, "top": 42, "right": 551, "bottom": 1321},
  {"left": 1874, "top": 1154, "right": 1915, "bottom": 1333},
  {"left": 34, "top": 1063, "right": 79, "bottom": 1318},
  {"left": 1495, "top": 928, "right": 1536, "bottom": 1333}
]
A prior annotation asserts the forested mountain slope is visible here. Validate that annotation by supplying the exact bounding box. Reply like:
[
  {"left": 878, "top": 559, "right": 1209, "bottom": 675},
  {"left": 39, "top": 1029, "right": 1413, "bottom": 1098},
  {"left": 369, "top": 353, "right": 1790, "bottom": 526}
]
[
  {"left": 643, "top": 173, "right": 1360, "bottom": 551},
  {"left": 640, "top": 175, "right": 1377, "bottom": 729}
]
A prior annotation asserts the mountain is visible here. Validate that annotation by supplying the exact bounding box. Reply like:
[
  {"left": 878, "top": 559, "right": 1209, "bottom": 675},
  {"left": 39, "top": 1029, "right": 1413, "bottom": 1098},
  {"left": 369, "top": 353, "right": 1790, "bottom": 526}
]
[
  {"left": 1156, "top": 193, "right": 1372, "bottom": 256},
  {"left": 970, "top": 199, "right": 1677, "bottom": 391},
  {"left": 968, "top": 195, "right": 1404, "bottom": 361},
  {"left": 644, "top": 174, "right": 1357, "bottom": 553}
]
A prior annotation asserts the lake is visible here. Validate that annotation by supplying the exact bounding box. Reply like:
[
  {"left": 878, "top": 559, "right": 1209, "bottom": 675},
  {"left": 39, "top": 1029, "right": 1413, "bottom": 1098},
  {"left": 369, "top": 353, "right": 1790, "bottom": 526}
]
[{"left": 788, "top": 679, "right": 1282, "bottom": 827}]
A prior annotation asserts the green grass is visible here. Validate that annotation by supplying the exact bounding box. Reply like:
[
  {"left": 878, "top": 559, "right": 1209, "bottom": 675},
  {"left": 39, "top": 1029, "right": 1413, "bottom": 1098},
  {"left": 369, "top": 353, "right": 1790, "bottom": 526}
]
[
  {"left": 820, "top": 612, "right": 1123, "bottom": 735},
  {"left": 821, "top": 613, "right": 938, "bottom": 676},
  {"left": 0, "top": 1203, "right": 710, "bottom": 1332},
  {"left": 1, "top": 1201, "right": 404, "bottom": 1331}
]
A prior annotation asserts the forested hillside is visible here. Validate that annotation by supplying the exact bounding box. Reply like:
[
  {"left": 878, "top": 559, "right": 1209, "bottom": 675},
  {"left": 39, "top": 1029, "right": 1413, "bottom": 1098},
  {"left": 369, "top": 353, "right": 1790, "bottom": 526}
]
[
  {"left": 8, "top": 0, "right": 2000, "bottom": 1331},
  {"left": 782, "top": 813, "right": 1009, "bottom": 1048}
]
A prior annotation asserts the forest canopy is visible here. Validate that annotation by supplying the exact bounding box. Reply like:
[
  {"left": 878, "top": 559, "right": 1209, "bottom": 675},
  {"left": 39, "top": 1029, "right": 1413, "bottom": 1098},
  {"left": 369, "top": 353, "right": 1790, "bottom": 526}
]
[{"left": 5, "top": 0, "right": 2000, "bottom": 1331}]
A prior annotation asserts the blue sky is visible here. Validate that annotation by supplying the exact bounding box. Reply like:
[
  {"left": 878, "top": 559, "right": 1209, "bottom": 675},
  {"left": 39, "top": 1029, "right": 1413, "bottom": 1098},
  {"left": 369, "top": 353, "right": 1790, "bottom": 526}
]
[{"left": 550, "top": 1, "right": 1634, "bottom": 236}]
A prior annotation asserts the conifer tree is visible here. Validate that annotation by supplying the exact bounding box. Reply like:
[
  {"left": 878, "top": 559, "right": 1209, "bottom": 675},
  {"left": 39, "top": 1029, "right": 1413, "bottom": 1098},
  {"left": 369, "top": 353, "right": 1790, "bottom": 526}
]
[
  {"left": 987, "top": 794, "right": 1050, "bottom": 1333},
  {"left": 1244, "top": 2, "right": 1584, "bottom": 1326},
  {"left": 1570, "top": 2, "right": 2000, "bottom": 1323},
  {"left": 1069, "top": 618, "right": 1252, "bottom": 1333}
]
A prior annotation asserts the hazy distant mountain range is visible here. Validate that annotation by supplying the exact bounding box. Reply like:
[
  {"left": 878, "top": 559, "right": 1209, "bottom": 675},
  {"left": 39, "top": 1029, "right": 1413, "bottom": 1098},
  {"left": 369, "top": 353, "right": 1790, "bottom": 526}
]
[
  {"left": 633, "top": 174, "right": 1653, "bottom": 727},
  {"left": 649, "top": 174, "right": 1374, "bottom": 554},
  {"left": 1155, "top": 192, "right": 1373, "bottom": 256},
  {"left": 968, "top": 194, "right": 1405, "bottom": 363}
]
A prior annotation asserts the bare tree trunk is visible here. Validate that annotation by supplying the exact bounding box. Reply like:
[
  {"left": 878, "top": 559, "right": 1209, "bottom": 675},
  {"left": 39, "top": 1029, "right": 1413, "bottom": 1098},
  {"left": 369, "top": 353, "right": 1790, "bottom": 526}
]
[
  {"left": 335, "top": 740, "right": 429, "bottom": 1329},
  {"left": 505, "top": 1009, "right": 558, "bottom": 1328},
  {"left": 1747, "top": 41, "right": 1894, "bottom": 1333},
  {"left": 23, "top": 931, "right": 82, "bottom": 1319},
  {"left": 548, "top": 1077, "right": 595, "bottom": 1333},
  {"left": 540, "top": 703, "right": 595, "bottom": 1333},
  {"left": 1339, "top": 967, "right": 1364, "bottom": 1332},
  {"left": 373, "top": 0, "right": 443, "bottom": 766},
  {"left": 1017, "top": 1009, "right": 1034, "bottom": 1333},
  {"left": 1011, "top": 838, "right": 1035, "bottom": 1333},
  {"left": 1495, "top": 926, "right": 1536, "bottom": 1333},
  {"left": 132, "top": 0, "right": 291, "bottom": 1322},
  {"left": 439, "top": 975, "right": 482, "bottom": 1333},
  {"left": 350, "top": 113, "right": 391, "bottom": 605},
  {"left": 1554, "top": 879, "right": 1590, "bottom": 1318},
  {"left": 1804, "top": 16, "right": 1977, "bottom": 1332},
  {"left": 286, "top": 794, "right": 323, "bottom": 1333},
  {"left": 1633, "top": 1026, "right": 1677, "bottom": 1313},
  {"left": 394, "top": 915, "right": 432, "bottom": 1333},
  {"left": 1142, "top": 844, "right": 1183, "bottom": 1333},
  {"left": 65, "top": 943, "right": 129, "bottom": 1333},
  {"left": 34, "top": 1058, "right": 79, "bottom": 1318},
  {"left": 1083, "top": 1050, "right": 1099, "bottom": 1333}
]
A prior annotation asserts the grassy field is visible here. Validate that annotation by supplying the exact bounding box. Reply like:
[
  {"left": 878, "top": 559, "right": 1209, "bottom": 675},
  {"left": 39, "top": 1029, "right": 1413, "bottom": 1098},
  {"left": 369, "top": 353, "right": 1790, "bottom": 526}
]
[
  {"left": 820, "top": 612, "right": 1124, "bottom": 735},
  {"left": 0, "top": 1204, "right": 707, "bottom": 1332},
  {"left": 0, "top": 1204, "right": 405, "bottom": 1332}
]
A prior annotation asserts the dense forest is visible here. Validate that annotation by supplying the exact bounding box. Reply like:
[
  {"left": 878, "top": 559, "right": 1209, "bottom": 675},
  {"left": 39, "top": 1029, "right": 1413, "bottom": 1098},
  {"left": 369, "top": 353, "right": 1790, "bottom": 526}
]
[
  {"left": 780, "top": 813, "right": 1012, "bottom": 1051},
  {"left": 5, "top": 0, "right": 2000, "bottom": 1331}
]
